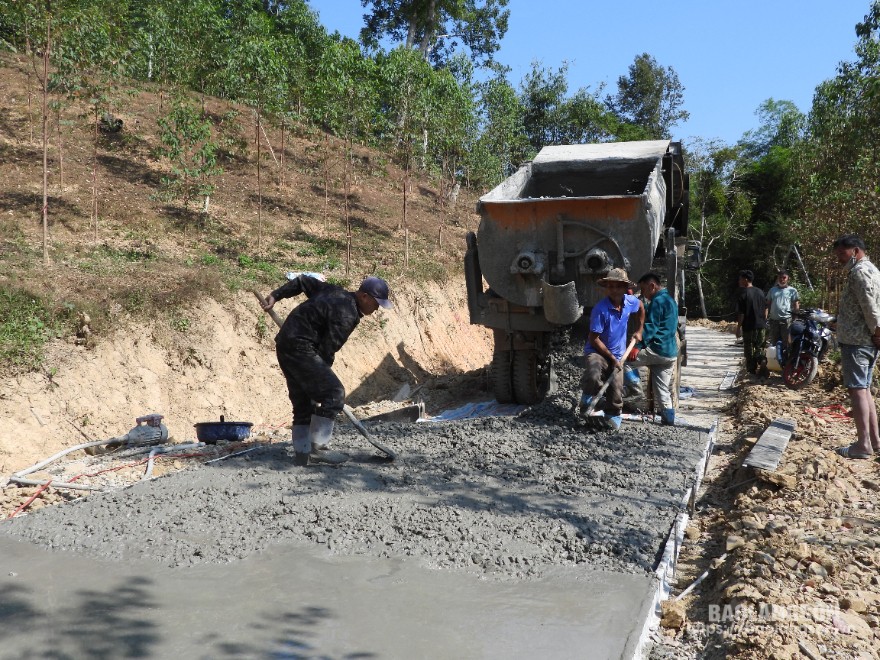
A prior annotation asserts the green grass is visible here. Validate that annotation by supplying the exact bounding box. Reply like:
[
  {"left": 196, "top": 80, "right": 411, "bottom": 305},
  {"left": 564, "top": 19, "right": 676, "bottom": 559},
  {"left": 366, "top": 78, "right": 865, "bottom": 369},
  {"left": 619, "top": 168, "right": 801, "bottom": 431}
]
[{"left": 0, "top": 288, "right": 63, "bottom": 372}]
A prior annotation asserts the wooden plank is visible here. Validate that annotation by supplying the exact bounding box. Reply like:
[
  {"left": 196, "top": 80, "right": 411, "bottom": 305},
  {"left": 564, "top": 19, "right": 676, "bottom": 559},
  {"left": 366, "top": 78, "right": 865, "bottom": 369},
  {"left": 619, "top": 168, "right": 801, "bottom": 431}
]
[
  {"left": 742, "top": 418, "right": 797, "bottom": 471},
  {"left": 719, "top": 371, "right": 737, "bottom": 390}
]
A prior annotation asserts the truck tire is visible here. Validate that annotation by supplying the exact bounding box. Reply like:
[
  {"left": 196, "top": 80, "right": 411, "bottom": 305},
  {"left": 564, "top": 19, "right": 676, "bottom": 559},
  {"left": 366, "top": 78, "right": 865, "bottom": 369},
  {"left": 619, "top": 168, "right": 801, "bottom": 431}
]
[
  {"left": 513, "top": 349, "right": 542, "bottom": 404},
  {"left": 490, "top": 350, "right": 514, "bottom": 403}
]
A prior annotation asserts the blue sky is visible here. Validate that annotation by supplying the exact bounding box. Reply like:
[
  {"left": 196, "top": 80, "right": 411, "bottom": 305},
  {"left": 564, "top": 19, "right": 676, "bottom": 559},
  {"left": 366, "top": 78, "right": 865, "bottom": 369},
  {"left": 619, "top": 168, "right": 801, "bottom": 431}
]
[{"left": 308, "top": 0, "right": 871, "bottom": 146}]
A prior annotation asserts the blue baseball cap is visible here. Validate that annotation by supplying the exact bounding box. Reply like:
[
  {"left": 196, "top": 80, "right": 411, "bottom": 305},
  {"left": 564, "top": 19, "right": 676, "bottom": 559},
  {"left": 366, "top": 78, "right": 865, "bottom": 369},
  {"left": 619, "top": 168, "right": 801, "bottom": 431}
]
[{"left": 358, "top": 276, "right": 392, "bottom": 309}]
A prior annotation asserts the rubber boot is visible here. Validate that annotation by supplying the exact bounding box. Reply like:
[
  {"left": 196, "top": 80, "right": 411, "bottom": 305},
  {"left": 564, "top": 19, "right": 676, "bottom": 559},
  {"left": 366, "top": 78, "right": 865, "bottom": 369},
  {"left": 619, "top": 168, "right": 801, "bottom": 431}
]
[
  {"left": 578, "top": 393, "right": 593, "bottom": 415},
  {"left": 661, "top": 408, "right": 675, "bottom": 426},
  {"left": 308, "top": 415, "right": 349, "bottom": 465},
  {"left": 623, "top": 366, "right": 643, "bottom": 398},
  {"left": 292, "top": 424, "right": 310, "bottom": 466}
]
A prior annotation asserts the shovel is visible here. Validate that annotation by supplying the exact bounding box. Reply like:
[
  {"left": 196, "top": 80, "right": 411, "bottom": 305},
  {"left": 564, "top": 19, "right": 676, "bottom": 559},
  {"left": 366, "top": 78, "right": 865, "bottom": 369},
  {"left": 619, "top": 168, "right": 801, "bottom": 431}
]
[
  {"left": 252, "top": 289, "right": 396, "bottom": 461},
  {"left": 580, "top": 337, "right": 638, "bottom": 430}
]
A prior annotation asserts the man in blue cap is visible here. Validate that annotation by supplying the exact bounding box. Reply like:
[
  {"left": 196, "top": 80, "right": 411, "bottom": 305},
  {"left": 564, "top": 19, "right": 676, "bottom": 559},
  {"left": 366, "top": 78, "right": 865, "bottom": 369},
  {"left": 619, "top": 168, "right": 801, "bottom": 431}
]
[{"left": 262, "top": 274, "right": 392, "bottom": 466}]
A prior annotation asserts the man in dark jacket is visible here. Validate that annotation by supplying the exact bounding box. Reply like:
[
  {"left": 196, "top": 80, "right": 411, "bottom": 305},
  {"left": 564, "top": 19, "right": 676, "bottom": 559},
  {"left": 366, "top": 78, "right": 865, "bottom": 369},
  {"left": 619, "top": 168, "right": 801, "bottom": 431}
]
[
  {"left": 262, "top": 275, "right": 392, "bottom": 466},
  {"left": 735, "top": 269, "right": 768, "bottom": 375}
]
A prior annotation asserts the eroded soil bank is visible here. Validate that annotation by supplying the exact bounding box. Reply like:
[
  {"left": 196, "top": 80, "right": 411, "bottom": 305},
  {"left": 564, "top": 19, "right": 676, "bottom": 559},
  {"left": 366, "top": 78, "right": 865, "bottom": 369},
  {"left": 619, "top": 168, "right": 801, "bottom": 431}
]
[{"left": 0, "top": 280, "right": 492, "bottom": 477}]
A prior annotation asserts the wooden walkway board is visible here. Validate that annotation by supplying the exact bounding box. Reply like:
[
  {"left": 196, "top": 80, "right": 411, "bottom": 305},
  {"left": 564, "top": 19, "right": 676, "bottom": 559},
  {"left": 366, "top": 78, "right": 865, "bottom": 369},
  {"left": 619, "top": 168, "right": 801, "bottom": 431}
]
[
  {"left": 719, "top": 371, "right": 737, "bottom": 391},
  {"left": 742, "top": 418, "right": 797, "bottom": 471}
]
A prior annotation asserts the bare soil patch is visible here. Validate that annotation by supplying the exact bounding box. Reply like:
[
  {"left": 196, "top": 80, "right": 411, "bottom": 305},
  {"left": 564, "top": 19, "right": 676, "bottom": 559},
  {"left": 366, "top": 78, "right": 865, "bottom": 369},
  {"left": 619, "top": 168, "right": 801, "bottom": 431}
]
[{"left": 652, "top": 365, "right": 880, "bottom": 659}]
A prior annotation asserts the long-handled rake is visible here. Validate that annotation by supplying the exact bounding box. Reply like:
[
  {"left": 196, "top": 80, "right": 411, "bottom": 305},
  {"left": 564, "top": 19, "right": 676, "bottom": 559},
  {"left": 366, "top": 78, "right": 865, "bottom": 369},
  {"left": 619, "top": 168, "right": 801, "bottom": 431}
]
[{"left": 579, "top": 337, "right": 638, "bottom": 430}]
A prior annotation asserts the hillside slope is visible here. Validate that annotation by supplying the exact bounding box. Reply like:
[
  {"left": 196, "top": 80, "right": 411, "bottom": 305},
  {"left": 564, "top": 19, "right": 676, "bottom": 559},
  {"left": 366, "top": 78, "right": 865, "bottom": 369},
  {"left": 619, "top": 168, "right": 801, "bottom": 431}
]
[{"left": 0, "top": 54, "right": 492, "bottom": 473}]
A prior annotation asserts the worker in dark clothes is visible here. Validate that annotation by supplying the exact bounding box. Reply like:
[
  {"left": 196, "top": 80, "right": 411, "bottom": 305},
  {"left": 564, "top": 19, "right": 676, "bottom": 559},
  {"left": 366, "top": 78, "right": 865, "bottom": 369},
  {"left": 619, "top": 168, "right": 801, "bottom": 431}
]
[
  {"left": 261, "top": 275, "right": 392, "bottom": 466},
  {"left": 735, "top": 269, "right": 768, "bottom": 375}
]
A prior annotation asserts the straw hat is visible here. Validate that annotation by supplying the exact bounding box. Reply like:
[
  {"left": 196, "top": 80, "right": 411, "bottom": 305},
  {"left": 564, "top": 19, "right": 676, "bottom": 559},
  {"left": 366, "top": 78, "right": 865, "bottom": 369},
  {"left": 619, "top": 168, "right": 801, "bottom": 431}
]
[{"left": 597, "top": 267, "right": 635, "bottom": 287}]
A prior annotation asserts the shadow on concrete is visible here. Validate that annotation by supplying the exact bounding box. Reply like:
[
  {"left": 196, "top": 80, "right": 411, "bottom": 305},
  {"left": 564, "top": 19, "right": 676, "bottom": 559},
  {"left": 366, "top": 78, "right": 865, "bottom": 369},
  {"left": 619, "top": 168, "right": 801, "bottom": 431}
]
[
  {"left": 0, "top": 577, "right": 161, "bottom": 658},
  {"left": 198, "top": 605, "right": 374, "bottom": 659},
  {"left": 0, "top": 576, "right": 367, "bottom": 659}
]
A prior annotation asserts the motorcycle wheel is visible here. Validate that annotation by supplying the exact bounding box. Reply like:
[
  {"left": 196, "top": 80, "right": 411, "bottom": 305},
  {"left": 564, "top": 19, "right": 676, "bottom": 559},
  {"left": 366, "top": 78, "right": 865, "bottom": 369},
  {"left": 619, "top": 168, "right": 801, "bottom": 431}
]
[{"left": 782, "top": 354, "right": 818, "bottom": 390}]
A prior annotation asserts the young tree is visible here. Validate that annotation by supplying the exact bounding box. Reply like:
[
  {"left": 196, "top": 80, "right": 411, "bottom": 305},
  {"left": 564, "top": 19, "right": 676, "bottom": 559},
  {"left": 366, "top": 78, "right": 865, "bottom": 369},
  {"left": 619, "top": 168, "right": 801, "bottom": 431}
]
[
  {"left": 430, "top": 54, "right": 477, "bottom": 247},
  {"left": 374, "top": 46, "right": 434, "bottom": 268},
  {"left": 50, "top": 0, "right": 125, "bottom": 242},
  {"left": 471, "top": 65, "right": 528, "bottom": 184},
  {"left": 156, "top": 98, "right": 222, "bottom": 216},
  {"left": 222, "top": 11, "right": 286, "bottom": 252},
  {"left": 686, "top": 139, "right": 753, "bottom": 317}
]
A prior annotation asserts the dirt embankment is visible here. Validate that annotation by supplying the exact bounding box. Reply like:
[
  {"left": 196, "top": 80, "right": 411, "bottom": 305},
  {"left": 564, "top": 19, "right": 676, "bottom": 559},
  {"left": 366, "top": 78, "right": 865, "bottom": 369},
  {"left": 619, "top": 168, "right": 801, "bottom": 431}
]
[
  {"left": 652, "top": 367, "right": 880, "bottom": 660},
  {"left": 0, "top": 279, "right": 492, "bottom": 477}
]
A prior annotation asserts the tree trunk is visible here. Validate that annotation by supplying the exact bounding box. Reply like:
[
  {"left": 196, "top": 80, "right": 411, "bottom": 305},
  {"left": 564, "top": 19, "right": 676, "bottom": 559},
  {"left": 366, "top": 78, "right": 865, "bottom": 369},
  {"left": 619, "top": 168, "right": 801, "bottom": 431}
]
[
  {"left": 257, "top": 106, "right": 263, "bottom": 254},
  {"left": 56, "top": 105, "right": 64, "bottom": 190},
  {"left": 92, "top": 106, "right": 99, "bottom": 242},
  {"left": 147, "top": 33, "right": 153, "bottom": 80},
  {"left": 345, "top": 137, "right": 352, "bottom": 275},
  {"left": 323, "top": 132, "right": 329, "bottom": 235},
  {"left": 695, "top": 271, "right": 708, "bottom": 318},
  {"left": 259, "top": 118, "right": 277, "bottom": 164},
  {"left": 279, "top": 119, "right": 285, "bottom": 189},
  {"left": 26, "top": 27, "right": 34, "bottom": 144},
  {"left": 418, "top": 0, "right": 438, "bottom": 59},
  {"left": 403, "top": 168, "right": 410, "bottom": 269},
  {"left": 41, "top": 18, "right": 50, "bottom": 265}
]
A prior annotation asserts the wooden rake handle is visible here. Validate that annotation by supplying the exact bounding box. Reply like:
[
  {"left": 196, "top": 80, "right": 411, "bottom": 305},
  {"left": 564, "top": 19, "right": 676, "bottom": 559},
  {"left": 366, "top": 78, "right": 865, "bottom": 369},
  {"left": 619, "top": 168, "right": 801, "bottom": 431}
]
[
  {"left": 252, "top": 289, "right": 285, "bottom": 329},
  {"left": 581, "top": 336, "right": 639, "bottom": 417}
]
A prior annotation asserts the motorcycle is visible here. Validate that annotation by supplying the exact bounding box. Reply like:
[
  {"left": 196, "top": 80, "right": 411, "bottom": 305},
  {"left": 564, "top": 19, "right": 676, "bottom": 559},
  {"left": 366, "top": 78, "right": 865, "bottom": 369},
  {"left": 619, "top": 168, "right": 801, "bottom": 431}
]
[{"left": 779, "top": 308, "right": 835, "bottom": 389}]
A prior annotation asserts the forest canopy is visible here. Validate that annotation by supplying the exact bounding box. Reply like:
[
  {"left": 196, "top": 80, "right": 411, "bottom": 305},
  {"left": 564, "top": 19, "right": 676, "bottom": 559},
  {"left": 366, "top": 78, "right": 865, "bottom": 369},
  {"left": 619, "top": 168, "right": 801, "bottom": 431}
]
[{"left": 1, "top": 0, "right": 879, "bottom": 316}]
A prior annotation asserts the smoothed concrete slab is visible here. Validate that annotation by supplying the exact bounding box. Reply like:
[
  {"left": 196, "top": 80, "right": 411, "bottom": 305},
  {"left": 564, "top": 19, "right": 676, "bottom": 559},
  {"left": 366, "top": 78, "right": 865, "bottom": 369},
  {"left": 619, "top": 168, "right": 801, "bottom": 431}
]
[{"left": 0, "top": 535, "right": 654, "bottom": 660}]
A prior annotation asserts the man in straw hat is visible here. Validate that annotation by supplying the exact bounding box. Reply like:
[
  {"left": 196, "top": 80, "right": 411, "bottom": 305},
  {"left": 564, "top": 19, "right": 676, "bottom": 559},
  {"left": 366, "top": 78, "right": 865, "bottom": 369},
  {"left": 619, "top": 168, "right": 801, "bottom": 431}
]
[{"left": 580, "top": 267, "right": 645, "bottom": 430}]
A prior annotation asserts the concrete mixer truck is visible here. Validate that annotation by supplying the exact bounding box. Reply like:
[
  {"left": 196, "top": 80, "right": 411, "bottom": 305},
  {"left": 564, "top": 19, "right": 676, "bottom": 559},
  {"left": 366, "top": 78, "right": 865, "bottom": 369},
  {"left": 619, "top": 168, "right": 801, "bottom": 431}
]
[{"left": 464, "top": 139, "right": 696, "bottom": 404}]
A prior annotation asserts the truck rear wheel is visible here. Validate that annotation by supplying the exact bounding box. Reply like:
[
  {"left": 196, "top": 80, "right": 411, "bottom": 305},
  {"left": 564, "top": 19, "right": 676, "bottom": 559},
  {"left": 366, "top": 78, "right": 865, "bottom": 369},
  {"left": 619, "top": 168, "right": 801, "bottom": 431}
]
[
  {"left": 513, "top": 350, "right": 542, "bottom": 404},
  {"left": 490, "top": 350, "right": 514, "bottom": 403}
]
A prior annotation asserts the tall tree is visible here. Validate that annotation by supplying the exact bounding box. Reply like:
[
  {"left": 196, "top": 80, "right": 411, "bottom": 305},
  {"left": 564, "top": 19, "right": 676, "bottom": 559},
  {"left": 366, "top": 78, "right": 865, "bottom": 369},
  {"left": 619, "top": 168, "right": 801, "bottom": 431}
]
[
  {"left": 795, "top": 0, "right": 880, "bottom": 299},
  {"left": 607, "top": 53, "right": 688, "bottom": 139},
  {"left": 471, "top": 64, "right": 528, "bottom": 184},
  {"left": 738, "top": 98, "right": 804, "bottom": 160},
  {"left": 359, "top": 0, "right": 509, "bottom": 66},
  {"left": 519, "top": 61, "right": 569, "bottom": 151}
]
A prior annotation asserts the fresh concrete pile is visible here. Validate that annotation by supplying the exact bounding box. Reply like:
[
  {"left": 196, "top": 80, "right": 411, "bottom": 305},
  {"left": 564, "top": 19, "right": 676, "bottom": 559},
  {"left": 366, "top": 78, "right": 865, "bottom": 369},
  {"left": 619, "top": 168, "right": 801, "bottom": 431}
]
[{"left": 2, "top": 339, "right": 707, "bottom": 579}]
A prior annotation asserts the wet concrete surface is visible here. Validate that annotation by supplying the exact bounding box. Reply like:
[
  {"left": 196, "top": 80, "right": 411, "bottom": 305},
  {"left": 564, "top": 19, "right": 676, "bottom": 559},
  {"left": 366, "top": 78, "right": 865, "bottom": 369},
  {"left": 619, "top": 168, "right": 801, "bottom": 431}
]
[
  {"left": 1, "top": 535, "right": 653, "bottom": 659},
  {"left": 0, "top": 327, "right": 740, "bottom": 659}
]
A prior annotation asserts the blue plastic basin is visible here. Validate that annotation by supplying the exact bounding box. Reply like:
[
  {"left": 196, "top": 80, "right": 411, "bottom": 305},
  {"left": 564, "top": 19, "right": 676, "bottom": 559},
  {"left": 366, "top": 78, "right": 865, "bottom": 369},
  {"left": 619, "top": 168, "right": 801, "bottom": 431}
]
[{"left": 194, "top": 416, "right": 253, "bottom": 443}]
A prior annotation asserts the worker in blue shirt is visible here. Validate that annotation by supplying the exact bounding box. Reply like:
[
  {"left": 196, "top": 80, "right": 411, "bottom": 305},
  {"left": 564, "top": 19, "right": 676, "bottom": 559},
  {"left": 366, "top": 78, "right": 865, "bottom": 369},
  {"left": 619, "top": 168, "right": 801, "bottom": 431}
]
[{"left": 580, "top": 268, "right": 645, "bottom": 430}]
